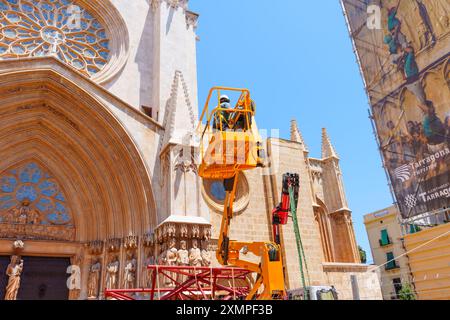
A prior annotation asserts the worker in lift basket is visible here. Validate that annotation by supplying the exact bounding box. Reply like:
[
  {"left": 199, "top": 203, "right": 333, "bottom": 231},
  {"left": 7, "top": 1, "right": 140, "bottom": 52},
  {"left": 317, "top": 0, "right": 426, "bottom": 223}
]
[{"left": 213, "top": 95, "right": 231, "bottom": 131}]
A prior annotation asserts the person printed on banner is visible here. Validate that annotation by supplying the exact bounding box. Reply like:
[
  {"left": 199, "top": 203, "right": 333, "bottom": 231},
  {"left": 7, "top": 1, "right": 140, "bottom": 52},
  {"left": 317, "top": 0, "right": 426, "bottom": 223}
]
[
  {"left": 419, "top": 100, "right": 446, "bottom": 153},
  {"left": 403, "top": 46, "right": 427, "bottom": 106},
  {"left": 406, "top": 120, "right": 427, "bottom": 159},
  {"left": 384, "top": 4, "right": 408, "bottom": 70},
  {"left": 418, "top": 100, "right": 447, "bottom": 177},
  {"left": 384, "top": 120, "right": 404, "bottom": 167},
  {"left": 444, "top": 114, "right": 450, "bottom": 148}
]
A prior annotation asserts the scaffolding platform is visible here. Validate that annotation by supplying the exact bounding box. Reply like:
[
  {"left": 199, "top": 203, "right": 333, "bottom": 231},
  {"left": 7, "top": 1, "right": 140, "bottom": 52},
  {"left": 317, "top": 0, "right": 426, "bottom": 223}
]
[{"left": 105, "top": 265, "right": 253, "bottom": 300}]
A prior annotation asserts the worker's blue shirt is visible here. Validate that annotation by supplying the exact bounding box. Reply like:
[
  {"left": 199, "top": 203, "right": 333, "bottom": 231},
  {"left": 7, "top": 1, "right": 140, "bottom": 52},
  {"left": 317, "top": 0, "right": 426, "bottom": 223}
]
[{"left": 220, "top": 102, "right": 231, "bottom": 120}]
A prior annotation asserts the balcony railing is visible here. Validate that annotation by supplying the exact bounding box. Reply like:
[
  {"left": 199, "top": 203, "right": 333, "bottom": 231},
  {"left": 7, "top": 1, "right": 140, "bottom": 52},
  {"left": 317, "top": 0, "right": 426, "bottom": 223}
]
[
  {"left": 379, "top": 237, "right": 392, "bottom": 247},
  {"left": 385, "top": 262, "right": 400, "bottom": 271}
]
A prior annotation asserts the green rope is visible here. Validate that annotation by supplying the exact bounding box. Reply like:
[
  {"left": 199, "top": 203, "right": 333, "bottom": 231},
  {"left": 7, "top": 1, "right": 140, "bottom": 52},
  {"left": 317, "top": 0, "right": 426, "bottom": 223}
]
[{"left": 289, "top": 185, "right": 311, "bottom": 300}]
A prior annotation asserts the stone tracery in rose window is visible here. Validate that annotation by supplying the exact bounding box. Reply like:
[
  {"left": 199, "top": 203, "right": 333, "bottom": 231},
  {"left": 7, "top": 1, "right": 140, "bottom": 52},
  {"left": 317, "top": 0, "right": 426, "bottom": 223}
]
[{"left": 0, "top": 0, "right": 110, "bottom": 77}]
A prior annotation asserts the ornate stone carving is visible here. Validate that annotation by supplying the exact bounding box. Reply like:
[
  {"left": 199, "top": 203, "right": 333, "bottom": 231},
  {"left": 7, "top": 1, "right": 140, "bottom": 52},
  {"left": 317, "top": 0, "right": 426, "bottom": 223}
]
[
  {"left": 157, "top": 228, "right": 163, "bottom": 244},
  {"left": 191, "top": 224, "right": 200, "bottom": 239},
  {"left": 87, "top": 259, "right": 101, "bottom": 299},
  {"left": 186, "top": 10, "right": 199, "bottom": 29},
  {"left": 143, "top": 232, "right": 155, "bottom": 247},
  {"left": 180, "top": 224, "right": 188, "bottom": 238},
  {"left": 124, "top": 234, "right": 138, "bottom": 250},
  {"left": 4, "top": 255, "right": 24, "bottom": 300},
  {"left": 202, "top": 226, "right": 212, "bottom": 241},
  {"left": 164, "top": 223, "right": 177, "bottom": 239},
  {"left": 106, "top": 238, "right": 121, "bottom": 253},
  {"left": 88, "top": 240, "right": 104, "bottom": 255},
  {"left": 13, "top": 240, "right": 24, "bottom": 252},
  {"left": 0, "top": 223, "right": 75, "bottom": 242},
  {"left": 166, "top": 0, "right": 187, "bottom": 9}
]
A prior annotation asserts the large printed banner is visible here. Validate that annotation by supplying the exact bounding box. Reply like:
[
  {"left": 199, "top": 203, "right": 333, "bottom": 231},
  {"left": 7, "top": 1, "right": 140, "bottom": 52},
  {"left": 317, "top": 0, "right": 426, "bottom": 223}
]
[{"left": 341, "top": 0, "right": 450, "bottom": 218}]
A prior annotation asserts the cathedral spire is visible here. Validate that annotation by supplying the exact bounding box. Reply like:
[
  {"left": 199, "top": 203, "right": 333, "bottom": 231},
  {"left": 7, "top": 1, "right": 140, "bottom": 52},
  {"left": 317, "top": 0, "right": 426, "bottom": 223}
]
[
  {"left": 290, "top": 119, "right": 308, "bottom": 152},
  {"left": 321, "top": 128, "right": 339, "bottom": 159}
]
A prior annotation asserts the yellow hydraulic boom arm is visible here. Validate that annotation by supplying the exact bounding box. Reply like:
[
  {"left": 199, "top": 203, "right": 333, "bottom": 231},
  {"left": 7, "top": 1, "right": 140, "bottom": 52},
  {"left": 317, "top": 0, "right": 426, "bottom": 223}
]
[{"left": 197, "top": 87, "right": 286, "bottom": 300}]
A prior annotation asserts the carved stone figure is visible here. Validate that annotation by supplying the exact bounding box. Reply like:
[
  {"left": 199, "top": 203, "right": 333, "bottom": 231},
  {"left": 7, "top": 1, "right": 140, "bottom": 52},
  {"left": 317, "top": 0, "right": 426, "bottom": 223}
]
[
  {"left": 87, "top": 260, "right": 101, "bottom": 299},
  {"left": 189, "top": 239, "right": 202, "bottom": 267},
  {"left": 180, "top": 224, "right": 188, "bottom": 238},
  {"left": 175, "top": 240, "right": 189, "bottom": 283},
  {"left": 177, "top": 240, "right": 189, "bottom": 266},
  {"left": 4, "top": 255, "right": 24, "bottom": 300},
  {"left": 144, "top": 254, "right": 155, "bottom": 288},
  {"left": 123, "top": 254, "right": 137, "bottom": 289},
  {"left": 201, "top": 241, "right": 211, "bottom": 267},
  {"left": 165, "top": 238, "right": 178, "bottom": 286},
  {"left": 7, "top": 200, "right": 41, "bottom": 225},
  {"left": 202, "top": 226, "right": 211, "bottom": 240},
  {"left": 27, "top": 207, "right": 41, "bottom": 225},
  {"left": 106, "top": 256, "right": 120, "bottom": 290}
]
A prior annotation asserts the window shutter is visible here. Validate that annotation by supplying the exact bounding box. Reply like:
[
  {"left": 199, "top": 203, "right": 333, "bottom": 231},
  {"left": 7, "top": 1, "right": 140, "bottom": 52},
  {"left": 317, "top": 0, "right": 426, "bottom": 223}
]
[{"left": 381, "top": 229, "right": 389, "bottom": 245}]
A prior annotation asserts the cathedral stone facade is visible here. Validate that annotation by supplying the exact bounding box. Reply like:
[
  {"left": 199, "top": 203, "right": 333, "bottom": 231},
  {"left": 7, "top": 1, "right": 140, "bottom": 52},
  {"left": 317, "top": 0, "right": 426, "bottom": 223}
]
[{"left": 0, "top": 0, "right": 381, "bottom": 299}]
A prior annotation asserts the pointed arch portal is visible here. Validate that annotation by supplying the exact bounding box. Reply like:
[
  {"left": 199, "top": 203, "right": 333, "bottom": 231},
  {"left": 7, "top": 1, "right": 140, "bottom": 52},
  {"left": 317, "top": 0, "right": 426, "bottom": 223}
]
[{"left": 0, "top": 64, "right": 156, "bottom": 246}]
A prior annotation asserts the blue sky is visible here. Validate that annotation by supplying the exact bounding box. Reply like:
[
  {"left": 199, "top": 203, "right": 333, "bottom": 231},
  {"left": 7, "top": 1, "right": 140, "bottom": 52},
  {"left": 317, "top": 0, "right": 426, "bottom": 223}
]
[{"left": 190, "top": 0, "right": 393, "bottom": 263}]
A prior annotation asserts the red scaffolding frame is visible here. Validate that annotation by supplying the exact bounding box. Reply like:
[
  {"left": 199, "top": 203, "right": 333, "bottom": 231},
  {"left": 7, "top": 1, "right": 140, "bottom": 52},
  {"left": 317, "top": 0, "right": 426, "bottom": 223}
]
[{"left": 104, "top": 265, "right": 253, "bottom": 300}]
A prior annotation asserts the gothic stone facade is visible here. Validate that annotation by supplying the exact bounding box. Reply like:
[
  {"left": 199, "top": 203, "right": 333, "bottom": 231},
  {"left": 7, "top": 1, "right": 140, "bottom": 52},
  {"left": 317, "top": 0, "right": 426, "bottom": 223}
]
[{"left": 0, "top": 0, "right": 381, "bottom": 299}]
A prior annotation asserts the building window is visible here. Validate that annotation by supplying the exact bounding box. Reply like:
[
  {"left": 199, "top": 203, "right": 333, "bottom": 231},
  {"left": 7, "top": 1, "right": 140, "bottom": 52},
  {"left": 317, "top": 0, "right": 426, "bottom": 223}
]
[
  {"left": 141, "top": 106, "right": 153, "bottom": 118},
  {"left": 393, "top": 278, "right": 402, "bottom": 299},
  {"left": 379, "top": 229, "right": 391, "bottom": 246},
  {"left": 210, "top": 181, "right": 226, "bottom": 201},
  {"left": 385, "top": 252, "right": 399, "bottom": 270},
  {"left": 0, "top": 162, "right": 73, "bottom": 226},
  {"left": 202, "top": 173, "right": 250, "bottom": 214}
]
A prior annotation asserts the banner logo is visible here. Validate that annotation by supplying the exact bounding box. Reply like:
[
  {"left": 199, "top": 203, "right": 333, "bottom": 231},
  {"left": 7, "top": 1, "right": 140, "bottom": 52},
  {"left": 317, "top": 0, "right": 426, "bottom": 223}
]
[
  {"left": 404, "top": 194, "right": 418, "bottom": 209},
  {"left": 394, "top": 164, "right": 412, "bottom": 183}
]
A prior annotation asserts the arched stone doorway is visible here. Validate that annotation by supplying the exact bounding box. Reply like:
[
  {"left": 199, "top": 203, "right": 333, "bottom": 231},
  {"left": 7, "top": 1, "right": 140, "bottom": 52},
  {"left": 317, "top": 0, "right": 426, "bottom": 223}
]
[{"left": 0, "top": 66, "right": 157, "bottom": 299}]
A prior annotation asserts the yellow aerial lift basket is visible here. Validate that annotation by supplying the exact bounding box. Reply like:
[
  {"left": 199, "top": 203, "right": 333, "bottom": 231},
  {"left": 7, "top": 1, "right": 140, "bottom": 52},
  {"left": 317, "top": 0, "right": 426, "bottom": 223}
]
[{"left": 197, "top": 87, "right": 265, "bottom": 180}]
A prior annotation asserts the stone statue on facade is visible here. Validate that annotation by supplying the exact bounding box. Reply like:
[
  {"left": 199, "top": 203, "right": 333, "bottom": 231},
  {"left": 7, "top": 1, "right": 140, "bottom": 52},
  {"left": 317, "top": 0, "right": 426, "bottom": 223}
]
[
  {"left": 189, "top": 239, "right": 202, "bottom": 267},
  {"left": 176, "top": 240, "right": 189, "bottom": 283},
  {"left": 4, "top": 255, "right": 24, "bottom": 300},
  {"left": 123, "top": 254, "right": 137, "bottom": 289},
  {"left": 201, "top": 240, "right": 211, "bottom": 267},
  {"left": 177, "top": 240, "right": 189, "bottom": 266},
  {"left": 106, "top": 256, "right": 120, "bottom": 290},
  {"left": 165, "top": 238, "right": 178, "bottom": 286},
  {"left": 87, "top": 259, "right": 101, "bottom": 299}
]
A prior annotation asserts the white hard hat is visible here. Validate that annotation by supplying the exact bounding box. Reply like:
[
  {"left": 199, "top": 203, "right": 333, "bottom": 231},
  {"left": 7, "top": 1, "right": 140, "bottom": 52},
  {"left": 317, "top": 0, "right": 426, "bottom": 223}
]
[{"left": 220, "top": 95, "right": 230, "bottom": 102}]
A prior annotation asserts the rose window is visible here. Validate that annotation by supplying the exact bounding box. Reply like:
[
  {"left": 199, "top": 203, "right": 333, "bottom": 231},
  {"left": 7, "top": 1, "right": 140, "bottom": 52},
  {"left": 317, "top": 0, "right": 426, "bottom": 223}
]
[{"left": 0, "top": 0, "right": 110, "bottom": 77}]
